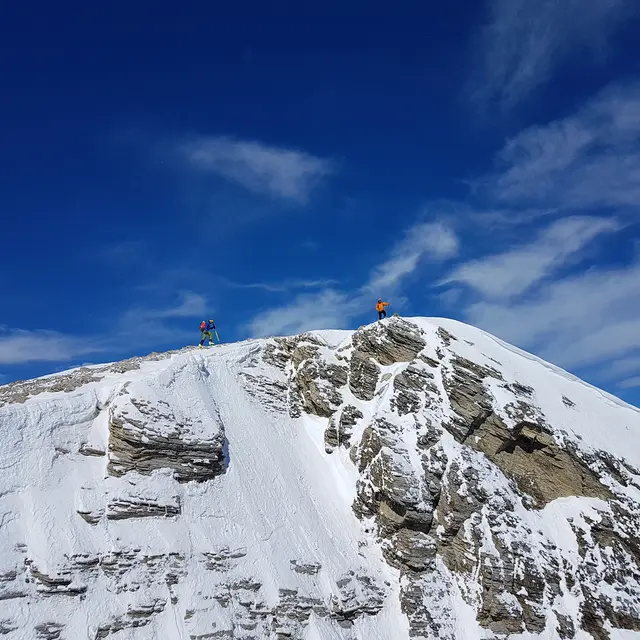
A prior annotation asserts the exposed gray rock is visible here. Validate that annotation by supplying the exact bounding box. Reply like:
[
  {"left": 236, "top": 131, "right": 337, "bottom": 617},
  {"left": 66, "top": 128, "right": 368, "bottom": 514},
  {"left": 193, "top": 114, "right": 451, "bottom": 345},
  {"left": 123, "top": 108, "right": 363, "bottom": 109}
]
[
  {"left": 262, "top": 334, "right": 349, "bottom": 420},
  {"left": 290, "top": 560, "right": 321, "bottom": 576},
  {"left": 0, "top": 368, "right": 103, "bottom": 407},
  {"left": 35, "top": 622, "right": 64, "bottom": 639},
  {"left": 434, "top": 457, "right": 487, "bottom": 548},
  {"left": 201, "top": 547, "right": 248, "bottom": 572},
  {"left": 556, "top": 612, "right": 576, "bottom": 638},
  {"left": 351, "top": 425, "right": 383, "bottom": 473},
  {"left": 0, "top": 569, "right": 27, "bottom": 603},
  {"left": 294, "top": 358, "right": 347, "bottom": 418},
  {"left": 349, "top": 352, "right": 380, "bottom": 401},
  {"left": 394, "top": 364, "right": 436, "bottom": 393},
  {"left": 465, "top": 416, "right": 612, "bottom": 506},
  {"left": 505, "top": 381, "right": 534, "bottom": 397},
  {"left": 353, "top": 318, "right": 426, "bottom": 366},
  {"left": 79, "top": 443, "right": 106, "bottom": 457},
  {"left": 388, "top": 530, "right": 436, "bottom": 572},
  {"left": 240, "top": 371, "right": 289, "bottom": 414},
  {"left": 29, "top": 565, "right": 87, "bottom": 596},
  {"left": 262, "top": 341, "right": 291, "bottom": 371},
  {"left": 442, "top": 357, "right": 496, "bottom": 441},
  {"left": 324, "top": 405, "right": 363, "bottom": 452},
  {"left": 436, "top": 326, "right": 456, "bottom": 346},
  {"left": 77, "top": 509, "right": 103, "bottom": 525},
  {"left": 392, "top": 363, "right": 436, "bottom": 415},
  {"left": 0, "top": 347, "right": 189, "bottom": 407},
  {"left": 107, "top": 386, "right": 225, "bottom": 483},
  {"left": 0, "top": 619, "right": 17, "bottom": 635},
  {"left": 352, "top": 419, "right": 435, "bottom": 537},
  {"left": 106, "top": 495, "right": 181, "bottom": 520},
  {"left": 392, "top": 388, "right": 421, "bottom": 416}
]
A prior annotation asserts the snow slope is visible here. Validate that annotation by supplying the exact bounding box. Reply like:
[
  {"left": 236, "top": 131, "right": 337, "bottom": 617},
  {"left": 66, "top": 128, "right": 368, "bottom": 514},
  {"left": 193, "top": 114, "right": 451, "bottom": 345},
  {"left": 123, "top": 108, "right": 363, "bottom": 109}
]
[{"left": 1, "top": 317, "right": 639, "bottom": 639}]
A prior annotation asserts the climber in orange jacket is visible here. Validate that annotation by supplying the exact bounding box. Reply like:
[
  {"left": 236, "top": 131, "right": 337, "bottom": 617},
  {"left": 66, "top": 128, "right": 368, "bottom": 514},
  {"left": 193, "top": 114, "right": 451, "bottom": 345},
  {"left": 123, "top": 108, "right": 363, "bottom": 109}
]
[{"left": 376, "top": 299, "right": 390, "bottom": 320}]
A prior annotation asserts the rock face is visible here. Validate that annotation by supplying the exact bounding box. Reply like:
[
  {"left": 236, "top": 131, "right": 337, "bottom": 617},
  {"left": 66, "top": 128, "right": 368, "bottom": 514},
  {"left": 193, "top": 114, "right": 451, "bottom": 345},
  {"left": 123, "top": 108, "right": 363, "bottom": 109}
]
[
  {"left": 107, "top": 380, "right": 226, "bottom": 482},
  {"left": 352, "top": 318, "right": 427, "bottom": 365},
  {"left": 3, "top": 316, "right": 640, "bottom": 639},
  {"left": 324, "top": 404, "right": 363, "bottom": 452},
  {"left": 262, "top": 316, "right": 640, "bottom": 640},
  {"left": 466, "top": 415, "right": 612, "bottom": 506}
]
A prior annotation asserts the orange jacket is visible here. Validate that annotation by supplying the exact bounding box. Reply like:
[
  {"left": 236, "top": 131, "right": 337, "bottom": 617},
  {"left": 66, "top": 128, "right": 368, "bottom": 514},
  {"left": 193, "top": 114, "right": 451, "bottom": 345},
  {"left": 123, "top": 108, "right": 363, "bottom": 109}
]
[{"left": 376, "top": 301, "right": 389, "bottom": 312}]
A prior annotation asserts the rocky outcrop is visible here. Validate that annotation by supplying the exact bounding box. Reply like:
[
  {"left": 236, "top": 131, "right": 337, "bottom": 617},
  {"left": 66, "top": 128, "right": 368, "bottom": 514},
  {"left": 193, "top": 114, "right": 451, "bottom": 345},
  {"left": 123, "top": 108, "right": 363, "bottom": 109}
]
[
  {"left": 347, "top": 319, "right": 427, "bottom": 402},
  {"left": 106, "top": 494, "right": 181, "bottom": 520},
  {"left": 35, "top": 622, "right": 65, "bottom": 639},
  {"left": 352, "top": 417, "right": 436, "bottom": 549},
  {"left": 441, "top": 354, "right": 611, "bottom": 506},
  {"left": 0, "top": 348, "right": 189, "bottom": 408},
  {"left": 293, "top": 358, "right": 347, "bottom": 418},
  {"left": 95, "top": 601, "right": 165, "bottom": 639},
  {"left": 389, "top": 529, "right": 436, "bottom": 571},
  {"left": 442, "top": 356, "right": 500, "bottom": 441},
  {"left": 324, "top": 404, "right": 363, "bottom": 452},
  {"left": 28, "top": 565, "right": 87, "bottom": 596},
  {"left": 392, "top": 362, "right": 437, "bottom": 415},
  {"left": 353, "top": 318, "right": 426, "bottom": 366},
  {"left": 6, "top": 317, "right": 640, "bottom": 639},
  {"left": 107, "top": 383, "right": 225, "bottom": 482},
  {"left": 349, "top": 352, "right": 381, "bottom": 401},
  {"left": 465, "top": 415, "right": 612, "bottom": 506},
  {"left": 262, "top": 334, "right": 349, "bottom": 419}
]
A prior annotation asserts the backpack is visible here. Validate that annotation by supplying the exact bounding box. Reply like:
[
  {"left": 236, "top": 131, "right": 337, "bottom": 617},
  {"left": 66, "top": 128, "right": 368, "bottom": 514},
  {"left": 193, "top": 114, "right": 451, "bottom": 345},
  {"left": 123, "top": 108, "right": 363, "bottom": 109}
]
[{"left": 200, "top": 321, "right": 206, "bottom": 331}]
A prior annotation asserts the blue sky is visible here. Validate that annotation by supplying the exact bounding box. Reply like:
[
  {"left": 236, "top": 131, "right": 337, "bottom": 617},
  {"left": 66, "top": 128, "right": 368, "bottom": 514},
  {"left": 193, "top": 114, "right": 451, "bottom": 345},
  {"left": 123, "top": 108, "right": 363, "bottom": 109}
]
[{"left": 3, "top": 2, "right": 640, "bottom": 404}]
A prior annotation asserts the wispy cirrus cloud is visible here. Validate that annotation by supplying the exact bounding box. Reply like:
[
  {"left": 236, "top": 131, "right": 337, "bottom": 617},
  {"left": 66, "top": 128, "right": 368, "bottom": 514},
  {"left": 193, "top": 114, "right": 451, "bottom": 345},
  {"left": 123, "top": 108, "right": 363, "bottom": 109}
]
[
  {"left": 247, "top": 219, "right": 459, "bottom": 337},
  {"left": 439, "top": 78, "right": 640, "bottom": 391},
  {"left": 0, "top": 291, "right": 210, "bottom": 368},
  {"left": 247, "top": 289, "right": 355, "bottom": 337},
  {"left": 440, "top": 214, "right": 639, "bottom": 385},
  {"left": 153, "top": 291, "right": 208, "bottom": 319},
  {"left": 181, "top": 136, "right": 334, "bottom": 204},
  {"left": 0, "top": 327, "right": 105, "bottom": 365},
  {"left": 618, "top": 377, "right": 640, "bottom": 389},
  {"left": 217, "top": 276, "right": 338, "bottom": 294},
  {"left": 366, "top": 221, "right": 459, "bottom": 294},
  {"left": 482, "top": 83, "right": 640, "bottom": 210},
  {"left": 471, "top": 0, "right": 637, "bottom": 110},
  {"left": 443, "top": 216, "right": 620, "bottom": 299},
  {"left": 462, "top": 258, "right": 640, "bottom": 372}
]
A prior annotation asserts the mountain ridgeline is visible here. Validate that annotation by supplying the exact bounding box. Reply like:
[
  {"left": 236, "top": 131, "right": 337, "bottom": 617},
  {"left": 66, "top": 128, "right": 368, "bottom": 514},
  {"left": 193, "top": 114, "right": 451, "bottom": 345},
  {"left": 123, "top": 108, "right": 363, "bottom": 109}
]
[{"left": 1, "top": 317, "right": 639, "bottom": 639}]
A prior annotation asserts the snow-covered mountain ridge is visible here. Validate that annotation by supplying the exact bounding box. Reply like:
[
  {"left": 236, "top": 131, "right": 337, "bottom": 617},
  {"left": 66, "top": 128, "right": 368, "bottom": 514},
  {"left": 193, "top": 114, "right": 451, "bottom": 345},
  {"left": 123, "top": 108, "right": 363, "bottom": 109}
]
[{"left": 1, "top": 316, "right": 640, "bottom": 639}]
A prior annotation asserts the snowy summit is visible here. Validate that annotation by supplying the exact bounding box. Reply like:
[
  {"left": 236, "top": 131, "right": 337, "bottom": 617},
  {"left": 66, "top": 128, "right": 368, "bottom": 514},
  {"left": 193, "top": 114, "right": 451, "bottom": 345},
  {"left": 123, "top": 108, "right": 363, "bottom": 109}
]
[{"left": 1, "top": 316, "right": 640, "bottom": 639}]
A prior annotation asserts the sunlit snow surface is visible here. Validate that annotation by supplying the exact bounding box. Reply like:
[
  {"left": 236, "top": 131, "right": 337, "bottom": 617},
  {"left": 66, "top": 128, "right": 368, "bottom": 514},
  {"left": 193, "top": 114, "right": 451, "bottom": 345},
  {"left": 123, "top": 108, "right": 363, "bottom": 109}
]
[{"left": 0, "top": 317, "right": 639, "bottom": 639}]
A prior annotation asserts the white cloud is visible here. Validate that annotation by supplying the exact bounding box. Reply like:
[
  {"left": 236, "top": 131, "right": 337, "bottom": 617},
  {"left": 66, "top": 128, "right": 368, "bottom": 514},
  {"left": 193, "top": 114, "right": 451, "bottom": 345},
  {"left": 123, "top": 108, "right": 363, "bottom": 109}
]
[
  {"left": 472, "top": 0, "right": 637, "bottom": 109},
  {"left": 607, "top": 356, "right": 640, "bottom": 378},
  {"left": 0, "top": 328, "right": 104, "bottom": 365},
  {"left": 155, "top": 291, "right": 207, "bottom": 318},
  {"left": 463, "top": 260, "right": 640, "bottom": 370},
  {"left": 182, "top": 136, "right": 333, "bottom": 203},
  {"left": 444, "top": 216, "right": 620, "bottom": 298},
  {"left": 618, "top": 377, "right": 640, "bottom": 389},
  {"left": 246, "top": 219, "right": 459, "bottom": 337},
  {"left": 218, "top": 277, "right": 338, "bottom": 294},
  {"left": 119, "top": 291, "right": 208, "bottom": 326},
  {"left": 485, "top": 83, "right": 640, "bottom": 210},
  {"left": 366, "top": 221, "right": 459, "bottom": 293},
  {"left": 247, "top": 290, "right": 355, "bottom": 337}
]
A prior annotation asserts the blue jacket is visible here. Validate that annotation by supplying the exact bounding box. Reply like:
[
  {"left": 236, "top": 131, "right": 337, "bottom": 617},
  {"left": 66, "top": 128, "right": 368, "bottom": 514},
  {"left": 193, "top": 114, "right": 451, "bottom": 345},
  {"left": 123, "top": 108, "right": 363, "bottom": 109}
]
[{"left": 205, "top": 320, "right": 216, "bottom": 331}]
